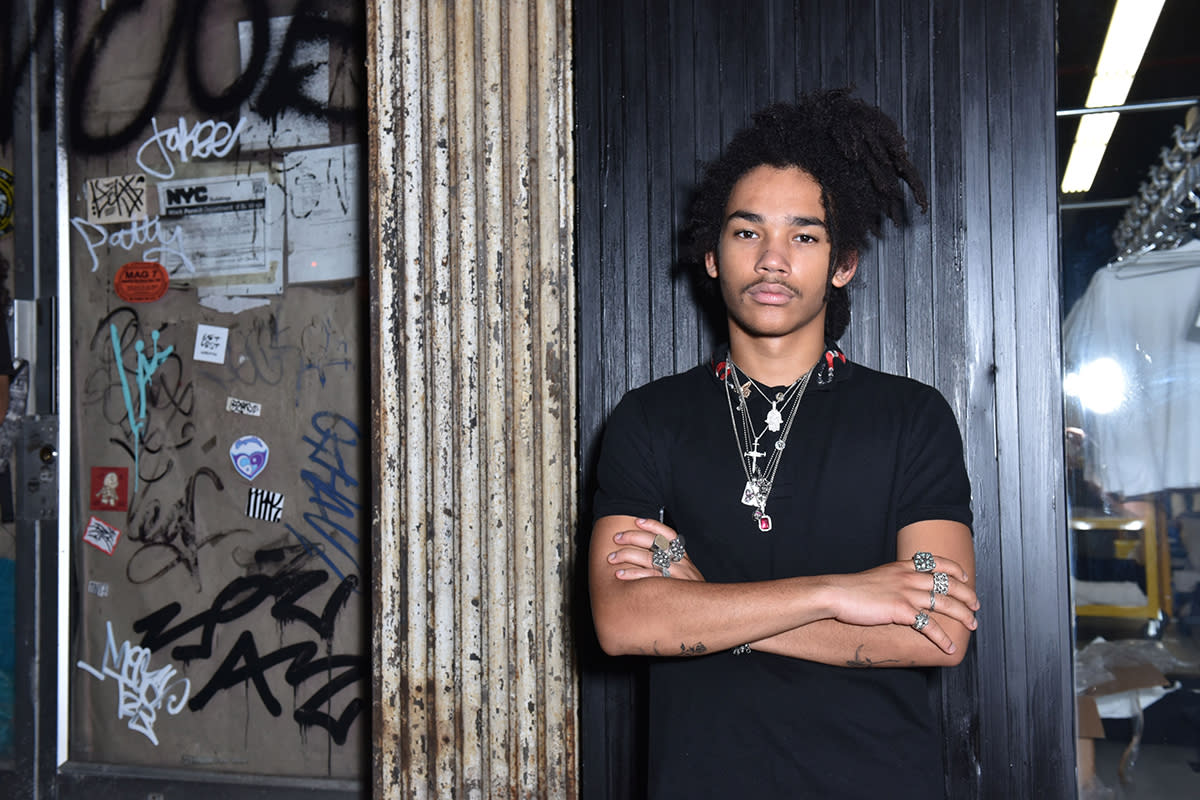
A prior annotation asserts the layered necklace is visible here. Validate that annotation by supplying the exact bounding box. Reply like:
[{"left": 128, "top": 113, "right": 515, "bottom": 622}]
[{"left": 721, "top": 356, "right": 812, "bottom": 532}]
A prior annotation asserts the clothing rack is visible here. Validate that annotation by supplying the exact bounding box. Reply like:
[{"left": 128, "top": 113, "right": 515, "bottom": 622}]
[{"left": 1111, "top": 106, "right": 1200, "bottom": 263}]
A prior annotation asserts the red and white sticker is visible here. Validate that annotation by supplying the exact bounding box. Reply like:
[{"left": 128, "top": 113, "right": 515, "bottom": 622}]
[
  {"left": 113, "top": 261, "right": 169, "bottom": 303},
  {"left": 83, "top": 517, "right": 122, "bottom": 555}
]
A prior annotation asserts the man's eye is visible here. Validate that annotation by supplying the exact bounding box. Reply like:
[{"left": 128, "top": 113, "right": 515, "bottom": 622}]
[
  {"left": 733, "top": 229, "right": 757, "bottom": 239},
  {"left": 795, "top": 233, "right": 816, "bottom": 243}
]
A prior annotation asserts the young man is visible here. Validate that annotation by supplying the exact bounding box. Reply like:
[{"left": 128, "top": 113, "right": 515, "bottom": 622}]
[{"left": 588, "top": 89, "right": 979, "bottom": 798}]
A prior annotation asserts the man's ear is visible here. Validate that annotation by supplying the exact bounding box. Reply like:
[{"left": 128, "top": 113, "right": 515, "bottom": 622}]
[
  {"left": 831, "top": 250, "right": 858, "bottom": 288},
  {"left": 705, "top": 251, "right": 718, "bottom": 279}
]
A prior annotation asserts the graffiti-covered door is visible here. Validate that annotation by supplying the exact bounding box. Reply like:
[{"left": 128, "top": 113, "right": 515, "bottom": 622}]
[{"left": 8, "top": 1, "right": 368, "bottom": 796}]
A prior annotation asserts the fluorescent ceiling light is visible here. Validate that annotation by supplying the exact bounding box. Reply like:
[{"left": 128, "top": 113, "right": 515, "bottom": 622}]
[
  {"left": 1061, "top": 113, "right": 1120, "bottom": 193},
  {"left": 1060, "top": 0, "right": 1166, "bottom": 194}
]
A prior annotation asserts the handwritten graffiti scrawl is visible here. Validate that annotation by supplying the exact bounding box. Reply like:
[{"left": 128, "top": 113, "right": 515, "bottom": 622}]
[
  {"left": 77, "top": 620, "right": 191, "bottom": 746},
  {"left": 134, "top": 567, "right": 364, "bottom": 744},
  {"left": 110, "top": 322, "right": 175, "bottom": 494}
]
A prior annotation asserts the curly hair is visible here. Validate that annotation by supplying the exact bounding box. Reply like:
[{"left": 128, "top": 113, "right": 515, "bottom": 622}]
[{"left": 681, "top": 88, "right": 928, "bottom": 342}]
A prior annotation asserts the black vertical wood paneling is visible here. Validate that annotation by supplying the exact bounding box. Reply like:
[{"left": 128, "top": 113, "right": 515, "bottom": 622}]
[
  {"left": 1010, "top": 0, "right": 1074, "bottom": 793},
  {"left": 667, "top": 0, "right": 703, "bottom": 373},
  {"left": 928, "top": 3, "right": 978, "bottom": 795},
  {"left": 645, "top": 0, "right": 676, "bottom": 380},
  {"left": 873, "top": 0, "right": 910, "bottom": 375},
  {"left": 575, "top": 1, "right": 1071, "bottom": 797},
  {"left": 841, "top": 0, "right": 880, "bottom": 365},
  {"left": 957, "top": 4, "right": 1007, "bottom": 792},
  {"left": 901, "top": 0, "right": 936, "bottom": 382},
  {"left": 622, "top": 0, "right": 652, "bottom": 391}
]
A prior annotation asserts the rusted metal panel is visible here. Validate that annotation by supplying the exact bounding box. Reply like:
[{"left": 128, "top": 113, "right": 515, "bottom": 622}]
[{"left": 368, "top": 1, "right": 577, "bottom": 797}]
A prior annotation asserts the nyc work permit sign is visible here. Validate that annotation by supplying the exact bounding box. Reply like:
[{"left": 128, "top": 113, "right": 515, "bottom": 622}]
[{"left": 156, "top": 172, "right": 280, "bottom": 289}]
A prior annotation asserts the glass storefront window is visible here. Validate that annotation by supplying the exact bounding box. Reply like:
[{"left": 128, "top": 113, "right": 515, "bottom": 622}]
[{"left": 1058, "top": 1, "right": 1200, "bottom": 795}]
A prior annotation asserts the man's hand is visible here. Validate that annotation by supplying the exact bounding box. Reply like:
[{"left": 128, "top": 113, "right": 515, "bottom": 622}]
[
  {"left": 822, "top": 555, "right": 978, "bottom": 655},
  {"left": 604, "top": 517, "right": 705, "bottom": 581}
]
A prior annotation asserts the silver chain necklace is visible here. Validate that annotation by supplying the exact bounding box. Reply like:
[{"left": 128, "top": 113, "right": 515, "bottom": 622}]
[{"left": 722, "top": 358, "right": 812, "bottom": 532}]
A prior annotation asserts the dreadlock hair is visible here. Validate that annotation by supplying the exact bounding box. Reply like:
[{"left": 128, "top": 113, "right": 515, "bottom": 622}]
[{"left": 681, "top": 88, "right": 928, "bottom": 342}]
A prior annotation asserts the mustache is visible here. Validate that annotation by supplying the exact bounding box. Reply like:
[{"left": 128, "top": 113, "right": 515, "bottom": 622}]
[{"left": 741, "top": 278, "right": 799, "bottom": 295}]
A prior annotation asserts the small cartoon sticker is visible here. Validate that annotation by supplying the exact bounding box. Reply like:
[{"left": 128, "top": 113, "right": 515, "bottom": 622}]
[
  {"left": 113, "top": 261, "right": 169, "bottom": 303},
  {"left": 230, "top": 435, "right": 270, "bottom": 480},
  {"left": 83, "top": 517, "right": 122, "bottom": 555},
  {"left": 87, "top": 580, "right": 110, "bottom": 598},
  {"left": 194, "top": 324, "right": 229, "bottom": 364},
  {"left": 89, "top": 466, "right": 130, "bottom": 512},
  {"left": 246, "top": 487, "right": 284, "bottom": 522}
]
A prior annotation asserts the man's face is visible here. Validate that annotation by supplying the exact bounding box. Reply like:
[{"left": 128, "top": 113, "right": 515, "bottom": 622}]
[{"left": 705, "top": 165, "right": 855, "bottom": 343}]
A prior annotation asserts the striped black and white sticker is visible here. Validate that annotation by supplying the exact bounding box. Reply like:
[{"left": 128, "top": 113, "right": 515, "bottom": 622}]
[{"left": 246, "top": 487, "right": 284, "bottom": 522}]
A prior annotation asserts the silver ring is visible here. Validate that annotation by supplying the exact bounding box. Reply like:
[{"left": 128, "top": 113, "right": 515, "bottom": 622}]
[
  {"left": 651, "top": 546, "right": 671, "bottom": 571},
  {"left": 929, "top": 590, "right": 937, "bottom": 612},
  {"left": 933, "top": 572, "right": 950, "bottom": 595},
  {"left": 913, "top": 552, "right": 936, "bottom": 573},
  {"left": 651, "top": 534, "right": 673, "bottom": 576},
  {"left": 913, "top": 611, "right": 930, "bottom": 631},
  {"left": 668, "top": 536, "right": 686, "bottom": 562}
]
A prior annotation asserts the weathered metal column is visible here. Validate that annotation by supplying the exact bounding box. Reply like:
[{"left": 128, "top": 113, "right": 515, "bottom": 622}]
[{"left": 367, "top": 0, "right": 576, "bottom": 797}]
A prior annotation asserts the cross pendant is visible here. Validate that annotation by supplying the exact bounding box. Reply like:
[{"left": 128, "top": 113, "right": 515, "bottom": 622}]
[{"left": 745, "top": 447, "right": 766, "bottom": 471}]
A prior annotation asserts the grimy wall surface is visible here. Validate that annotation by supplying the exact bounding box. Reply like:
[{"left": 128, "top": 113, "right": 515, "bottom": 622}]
[
  {"left": 368, "top": 0, "right": 578, "bottom": 796},
  {"left": 54, "top": 0, "right": 368, "bottom": 778},
  {"left": 575, "top": 1, "right": 1072, "bottom": 798}
]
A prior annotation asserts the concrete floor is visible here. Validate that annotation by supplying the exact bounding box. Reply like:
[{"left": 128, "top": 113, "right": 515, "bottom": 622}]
[
  {"left": 1089, "top": 740, "right": 1200, "bottom": 798},
  {"left": 1078, "top": 621, "right": 1200, "bottom": 799}
]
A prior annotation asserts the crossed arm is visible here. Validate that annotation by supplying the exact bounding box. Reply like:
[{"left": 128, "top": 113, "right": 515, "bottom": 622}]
[{"left": 588, "top": 514, "right": 977, "bottom": 667}]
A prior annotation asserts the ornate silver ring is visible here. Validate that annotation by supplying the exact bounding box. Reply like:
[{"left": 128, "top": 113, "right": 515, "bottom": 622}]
[
  {"left": 933, "top": 571, "right": 950, "bottom": 595},
  {"left": 650, "top": 535, "right": 672, "bottom": 577},
  {"left": 913, "top": 611, "right": 930, "bottom": 631},
  {"left": 668, "top": 535, "right": 687, "bottom": 562},
  {"left": 913, "top": 552, "right": 936, "bottom": 573}
]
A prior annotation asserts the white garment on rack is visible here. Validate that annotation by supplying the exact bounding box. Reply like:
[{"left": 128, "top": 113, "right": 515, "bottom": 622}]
[{"left": 1063, "top": 240, "right": 1200, "bottom": 497}]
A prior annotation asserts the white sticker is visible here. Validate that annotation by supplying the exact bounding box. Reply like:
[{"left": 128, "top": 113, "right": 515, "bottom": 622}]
[
  {"left": 226, "top": 396, "right": 263, "bottom": 417},
  {"left": 84, "top": 173, "right": 148, "bottom": 225},
  {"left": 83, "top": 517, "right": 122, "bottom": 555},
  {"left": 193, "top": 324, "right": 229, "bottom": 364},
  {"left": 87, "top": 580, "right": 110, "bottom": 598}
]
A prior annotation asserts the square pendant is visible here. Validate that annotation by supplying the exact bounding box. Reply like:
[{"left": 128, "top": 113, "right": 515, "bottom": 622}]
[
  {"left": 758, "top": 514, "right": 773, "bottom": 532},
  {"left": 741, "top": 480, "right": 761, "bottom": 506}
]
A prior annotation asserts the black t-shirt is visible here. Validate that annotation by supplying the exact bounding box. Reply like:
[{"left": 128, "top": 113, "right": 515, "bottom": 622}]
[{"left": 593, "top": 351, "right": 973, "bottom": 799}]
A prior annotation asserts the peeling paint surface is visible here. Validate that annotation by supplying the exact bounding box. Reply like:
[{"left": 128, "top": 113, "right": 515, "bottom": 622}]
[{"left": 368, "top": 1, "right": 577, "bottom": 796}]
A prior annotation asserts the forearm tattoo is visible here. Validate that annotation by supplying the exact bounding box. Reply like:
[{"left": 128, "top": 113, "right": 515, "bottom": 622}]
[
  {"left": 845, "top": 644, "right": 905, "bottom": 668},
  {"left": 646, "top": 640, "right": 708, "bottom": 657}
]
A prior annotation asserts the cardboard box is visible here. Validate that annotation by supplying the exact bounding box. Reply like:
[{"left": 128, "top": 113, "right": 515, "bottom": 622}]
[{"left": 1081, "top": 663, "right": 1171, "bottom": 705}]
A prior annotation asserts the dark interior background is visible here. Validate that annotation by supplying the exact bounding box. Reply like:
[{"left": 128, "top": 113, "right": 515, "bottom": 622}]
[{"left": 1058, "top": 0, "right": 1200, "bottom": 314}]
